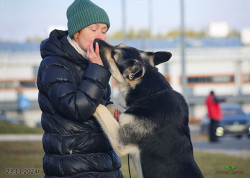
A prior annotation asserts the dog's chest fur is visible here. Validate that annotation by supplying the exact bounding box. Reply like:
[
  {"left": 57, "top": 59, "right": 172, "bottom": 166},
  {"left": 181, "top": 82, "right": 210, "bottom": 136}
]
[
  {"left": 121, "top": 89, "right": 194, "bottom": 177},
  {"left": 119, "top": 112, "right": 157, "bottom": 178}
]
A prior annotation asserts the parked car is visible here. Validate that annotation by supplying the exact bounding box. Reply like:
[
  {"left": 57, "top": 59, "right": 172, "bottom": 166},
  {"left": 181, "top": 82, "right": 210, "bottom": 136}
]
[{"left": 200, "top": 104, "right": 250, "bottom": 139}]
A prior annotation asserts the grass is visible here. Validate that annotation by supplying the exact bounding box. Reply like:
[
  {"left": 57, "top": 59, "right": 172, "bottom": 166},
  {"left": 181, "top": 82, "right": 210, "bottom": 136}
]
[
  {"left": 0, "top": 121, "right": 43, "bottom": 134},
  {"left": 0, "top": 142, "right": 44, "bottom": 178},
  {"left": 194, "top": 151, "right": 250, "bottom": 178},
  {"left": 0, "top": 141, "right": 137, "bottom": 178},
  {"left": 0, "top": 141, "right": 250, "bottom": 178}
]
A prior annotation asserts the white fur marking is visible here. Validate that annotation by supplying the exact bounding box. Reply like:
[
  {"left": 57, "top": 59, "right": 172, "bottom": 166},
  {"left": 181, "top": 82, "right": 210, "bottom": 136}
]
[
  {"left": 131, "top": 150, "right": 143, "bottom": 178},
  {"left": 94, "top": 105, "right": 138, "bottom": 156}
]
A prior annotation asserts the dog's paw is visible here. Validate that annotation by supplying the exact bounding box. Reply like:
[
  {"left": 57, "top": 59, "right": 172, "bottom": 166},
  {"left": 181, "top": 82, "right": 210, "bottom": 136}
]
[
  {"left": 93, "top": 111, "right": 98, "bottom": 118},
  {"left": 106, "top": 104, "right": 125, "bottom": 115},
  {"left": 106, "top": 104, "right": 125, "bottom": 122}
]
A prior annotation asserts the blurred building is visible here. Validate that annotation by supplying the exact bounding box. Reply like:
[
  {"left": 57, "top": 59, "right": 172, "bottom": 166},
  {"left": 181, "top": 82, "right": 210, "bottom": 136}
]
[
  {"left": 208, "top": 22, "right": 230, "bottom": 38},
  {"left": 241, "top": 28, "right": 250, "bottom": 45},
  {"left": 0, "top": 42, "right": 40, "bottom": 127},
  {"left": 0, "top": 36, "right": 250, "bottom": 126}
]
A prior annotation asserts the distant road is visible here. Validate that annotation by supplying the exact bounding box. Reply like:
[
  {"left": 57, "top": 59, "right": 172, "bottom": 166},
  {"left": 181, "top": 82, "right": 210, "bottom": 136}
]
[
  {"left": 1, "top": 133, "right": 249, "bottom": 158},
  {"left": 0, "top": 134, "right": 42, "bottom": 142},
  {"left": 193, "top": 136, "right": 250, "bottom": 157},
  {"left": 190, "top": 124, "right": 250, "bottom": 157}
]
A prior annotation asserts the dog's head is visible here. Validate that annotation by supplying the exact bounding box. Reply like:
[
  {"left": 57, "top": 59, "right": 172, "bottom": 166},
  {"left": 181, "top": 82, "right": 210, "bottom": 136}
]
[{"left": 95, "top": 39, "right": 172, "bottom": 87}]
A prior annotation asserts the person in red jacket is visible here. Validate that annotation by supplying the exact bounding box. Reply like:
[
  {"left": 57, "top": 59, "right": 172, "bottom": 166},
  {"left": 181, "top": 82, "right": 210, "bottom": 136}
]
[{"left": 205, "top": 91, "right": 226, "bottom": 142}]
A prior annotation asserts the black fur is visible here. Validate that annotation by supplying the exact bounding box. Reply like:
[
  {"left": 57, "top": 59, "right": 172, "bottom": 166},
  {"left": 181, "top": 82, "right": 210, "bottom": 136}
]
[{"left": 125, "top": 68, "right": 203, "bottom": 178}]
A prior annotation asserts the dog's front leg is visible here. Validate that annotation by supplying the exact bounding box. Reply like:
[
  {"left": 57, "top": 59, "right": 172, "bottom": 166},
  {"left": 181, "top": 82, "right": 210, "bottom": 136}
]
[
  {"left": 93, "top": 104, "right": 124, "bottom": 155},
  {"left": 94, "top": 104, "right": 138, "bottom": 156}
]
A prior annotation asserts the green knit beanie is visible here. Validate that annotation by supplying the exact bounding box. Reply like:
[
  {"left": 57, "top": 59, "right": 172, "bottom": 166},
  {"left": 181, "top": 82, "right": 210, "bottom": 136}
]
[{"left": 67, "top": 0, "right": 110, "bottom": 37}]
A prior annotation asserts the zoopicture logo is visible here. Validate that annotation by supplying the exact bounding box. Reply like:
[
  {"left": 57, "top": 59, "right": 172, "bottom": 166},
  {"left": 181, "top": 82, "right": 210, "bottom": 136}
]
[
  {"left": 215, "top": 165, "right": 244, "bottom": 175},
  {"left": 225, "top": 165, "right": 236, "bottom": 171}
]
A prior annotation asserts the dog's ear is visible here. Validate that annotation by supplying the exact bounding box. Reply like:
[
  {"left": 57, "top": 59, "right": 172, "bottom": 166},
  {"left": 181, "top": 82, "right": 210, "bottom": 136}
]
[{"left": 148, "top": 51, "right": 172, "bottom": 66}]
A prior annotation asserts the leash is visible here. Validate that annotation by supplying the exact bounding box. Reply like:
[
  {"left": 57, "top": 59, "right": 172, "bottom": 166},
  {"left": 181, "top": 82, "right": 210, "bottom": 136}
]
[
  {"left": 126, "top": 89, "right": 170, "bottom": 178},
  {"left": 128, "top": 155, "right": 132, "bottom": 178},
  {"left": 130, "top": 88, "right": 170, "bottom": 107}
]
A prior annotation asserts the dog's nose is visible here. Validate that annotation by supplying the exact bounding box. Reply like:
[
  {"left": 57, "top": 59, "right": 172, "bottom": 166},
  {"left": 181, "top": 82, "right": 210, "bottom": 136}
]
[{"left": 93, "top": 39, "right": 101, "bottom": 51}]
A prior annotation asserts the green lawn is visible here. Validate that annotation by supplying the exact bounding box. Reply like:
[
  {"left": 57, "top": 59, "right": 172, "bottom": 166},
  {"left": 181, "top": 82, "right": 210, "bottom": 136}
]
[
  {"left": 195, "top": 151, "right": 250, "bottom": 178},
  {"left": 0, "top": 141, "right": 137, "bottom": 178},
  {"left": 0, "top": 142, "right": 44, "bottom": 178},
  {"left": 0, "top": 121, "right": 43, "bottom": 134},
  {"left": 0, "top": 141, "right": 249, "bottom": 178}
]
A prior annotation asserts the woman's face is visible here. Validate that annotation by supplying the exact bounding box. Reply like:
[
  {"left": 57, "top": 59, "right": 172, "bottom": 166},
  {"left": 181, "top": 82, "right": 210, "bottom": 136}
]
[{"left": 74, "top": 23, "right": 108, "bottom": 52}]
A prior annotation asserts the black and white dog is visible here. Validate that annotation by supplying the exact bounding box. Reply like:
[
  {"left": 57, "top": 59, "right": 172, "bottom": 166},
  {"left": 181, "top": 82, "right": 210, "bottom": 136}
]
[{"left": 93, "top": 39, "right": 203, "bottom": 178}]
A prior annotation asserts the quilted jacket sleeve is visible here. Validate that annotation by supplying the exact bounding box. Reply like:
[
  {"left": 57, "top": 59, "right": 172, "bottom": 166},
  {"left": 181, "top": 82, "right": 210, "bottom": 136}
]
[{"left": 39, "top": 57, "right": 111, "bottom": 122}]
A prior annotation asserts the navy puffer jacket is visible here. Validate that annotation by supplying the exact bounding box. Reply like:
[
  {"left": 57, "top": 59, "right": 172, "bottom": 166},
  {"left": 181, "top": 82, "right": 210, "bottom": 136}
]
[{"left": 37, "top": 30, "right": 123, "bottom": 178}]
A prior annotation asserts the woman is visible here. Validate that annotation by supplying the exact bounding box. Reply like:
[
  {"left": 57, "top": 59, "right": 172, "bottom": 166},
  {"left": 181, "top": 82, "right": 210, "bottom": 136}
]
[{"left": 37, "top": 0, "right": 123, "bottom": 177}]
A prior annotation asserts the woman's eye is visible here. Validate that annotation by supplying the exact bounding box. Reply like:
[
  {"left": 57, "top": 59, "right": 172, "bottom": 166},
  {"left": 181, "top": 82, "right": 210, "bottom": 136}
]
[{"left": 90, "top": 27, "right": 97, "bottom": 32}]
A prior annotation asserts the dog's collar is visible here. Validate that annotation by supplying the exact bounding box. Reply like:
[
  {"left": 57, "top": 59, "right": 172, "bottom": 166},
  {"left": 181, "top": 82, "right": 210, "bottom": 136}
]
[{"left": 128, "top": 88, "right": 170, "bottom": 108}]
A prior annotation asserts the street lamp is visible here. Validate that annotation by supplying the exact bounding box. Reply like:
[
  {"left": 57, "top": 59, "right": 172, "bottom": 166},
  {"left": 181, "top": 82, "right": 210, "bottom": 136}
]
[
  {"left": 122, "top": 0, "right": 127, "bottom": 39},
  {"left": 180, "top": 0, "right": 187, "bottom": 99},
  {"left": 148, "top": 0, "right": 152, "bottom": 38}
]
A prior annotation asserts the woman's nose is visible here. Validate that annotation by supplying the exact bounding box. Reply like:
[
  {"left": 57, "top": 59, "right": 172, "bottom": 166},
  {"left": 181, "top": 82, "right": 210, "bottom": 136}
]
[{"left": 96, "top": 32, "right": 106, "bottom": 40}]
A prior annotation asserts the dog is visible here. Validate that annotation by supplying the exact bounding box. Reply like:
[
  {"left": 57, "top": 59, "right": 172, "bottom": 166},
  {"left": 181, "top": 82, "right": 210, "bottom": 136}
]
[{"left": 93, "top": 39, "right": 203, "bottom": 178}]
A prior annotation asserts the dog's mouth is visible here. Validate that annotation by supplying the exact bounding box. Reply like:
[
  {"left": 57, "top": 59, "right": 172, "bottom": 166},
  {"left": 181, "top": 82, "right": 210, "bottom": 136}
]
[
  {"left": 94, "top": 39, "right": 114, "bottom": 51},
  {"left": 93, "top": 39, "right": 127, "bottom": 84},
  {"left": 93, "top": 39, "right": 114, "bottom": 69}
]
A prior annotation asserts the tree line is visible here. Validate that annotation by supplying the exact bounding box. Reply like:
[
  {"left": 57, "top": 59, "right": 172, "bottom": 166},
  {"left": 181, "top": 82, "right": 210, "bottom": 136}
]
[
  {"left": 0, "top": 28, "right": 240, "bottom": 43},
  {"left": 107, "top": 28, "right": 240, "bottom": 40}
]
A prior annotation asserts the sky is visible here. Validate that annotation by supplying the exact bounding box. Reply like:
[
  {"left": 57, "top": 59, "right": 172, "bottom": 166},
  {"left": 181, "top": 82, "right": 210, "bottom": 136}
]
[{"left": 0, "top": 0, "right": 249, "bottom": 42}]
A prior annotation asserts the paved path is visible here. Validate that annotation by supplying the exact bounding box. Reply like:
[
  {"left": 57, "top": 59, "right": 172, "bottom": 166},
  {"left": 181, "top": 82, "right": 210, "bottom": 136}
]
[
  {"left": 0, "top": 134, "right": 42, "bottom": 142},
  {"left": 193, "top": 137, "right": 250, "bottom": 150},
  {"left": 193, "top": 137, "right": 250, "bottom": 157},
  {"left": 1, "top": 133, "right": 249, "bottom": 158},
  {"left": 190, "top": 124, "right": 250, "bottom": 157}
]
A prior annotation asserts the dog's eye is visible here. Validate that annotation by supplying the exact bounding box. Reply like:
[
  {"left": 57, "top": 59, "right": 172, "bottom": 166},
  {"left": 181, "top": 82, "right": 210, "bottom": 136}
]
[{"left": 111, "top": 51, "right": 116, "bottom": 59}]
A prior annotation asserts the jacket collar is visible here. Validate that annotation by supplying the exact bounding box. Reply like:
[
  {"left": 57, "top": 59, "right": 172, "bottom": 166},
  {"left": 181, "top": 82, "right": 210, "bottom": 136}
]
[
  {"left": 40, "top": 30, "right": 89, "bottom": 67},
  {"left": 67, "top": 35, "right": 87, "bottom": 58}
]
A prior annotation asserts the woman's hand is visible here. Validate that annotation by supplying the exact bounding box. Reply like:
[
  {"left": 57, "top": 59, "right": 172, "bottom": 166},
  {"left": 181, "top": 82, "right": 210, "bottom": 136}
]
[
  {"left": 114, "top": 110, "right": 121, "bottom": 122},
  {"left": 106, "top": 104, "right": 125, "bottom": 122},
  {"left": 87, "top": 40, "right": 104, "bottom": 66}
]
